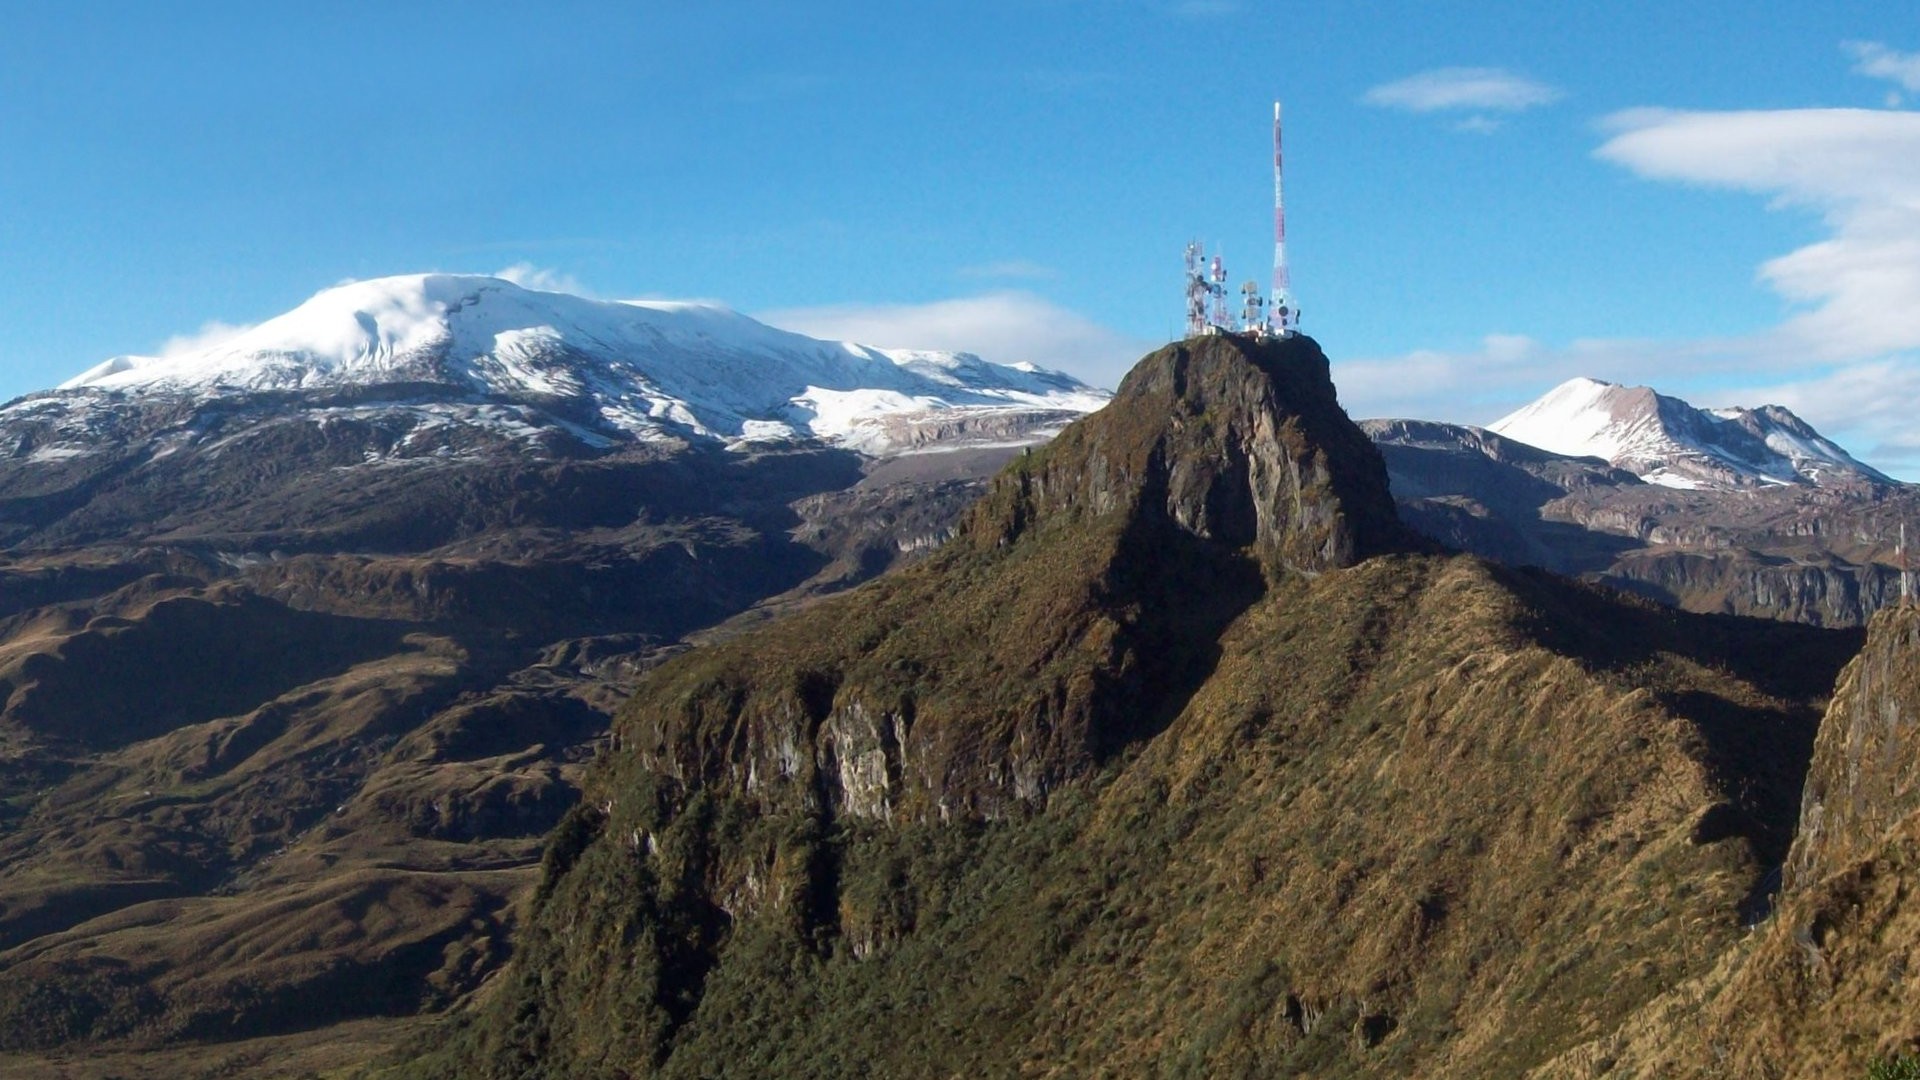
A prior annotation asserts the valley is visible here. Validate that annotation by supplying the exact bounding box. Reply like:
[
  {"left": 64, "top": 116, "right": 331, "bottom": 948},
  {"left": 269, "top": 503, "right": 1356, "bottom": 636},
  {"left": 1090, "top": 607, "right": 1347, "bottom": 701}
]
[{"left": 0, "top": 277, "right": 1100, "bottom": 1072}]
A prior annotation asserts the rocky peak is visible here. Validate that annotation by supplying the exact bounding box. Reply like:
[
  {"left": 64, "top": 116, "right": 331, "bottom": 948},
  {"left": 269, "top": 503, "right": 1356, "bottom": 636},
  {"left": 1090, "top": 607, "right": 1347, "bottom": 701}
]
[
  {"left": 962, "top": 332, "right": 1408, "bottom": 575},
  {"left": 613, "top": 333, "right": 1413, "bottom": 832},
  {"left": 1490, "top": 376, "right": 1887, "bottom": 491}
]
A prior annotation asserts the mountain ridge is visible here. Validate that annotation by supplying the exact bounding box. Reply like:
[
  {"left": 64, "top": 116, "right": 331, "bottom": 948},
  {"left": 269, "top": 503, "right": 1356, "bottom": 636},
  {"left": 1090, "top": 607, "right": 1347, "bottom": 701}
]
[
  {"left": 33, "top": 273, "right": 1108, "bottom": 458},
  {"left": 1488, "top": 375, "right": 1888, "bottom": 491},
  {"left": 1365, "top": 409, "right": 1920, "bottom": 627}
]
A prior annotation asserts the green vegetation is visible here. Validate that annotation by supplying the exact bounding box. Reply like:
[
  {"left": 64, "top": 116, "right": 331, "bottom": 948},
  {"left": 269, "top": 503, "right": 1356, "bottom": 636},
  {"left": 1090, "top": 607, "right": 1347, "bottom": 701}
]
[
  {"left": 1870, "top": 1056, "right": 1920, "bottom": 1080},
  {"left": 385, "top": 554, "right": 1853, "bottom": 1079}
]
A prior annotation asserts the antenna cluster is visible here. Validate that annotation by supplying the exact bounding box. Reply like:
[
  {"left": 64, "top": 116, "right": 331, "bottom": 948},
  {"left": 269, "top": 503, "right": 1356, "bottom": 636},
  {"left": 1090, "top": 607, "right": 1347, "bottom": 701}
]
[
  {"left": 1184, "top": 242, "right": 1237, "bottom": 337},
  {"left": 1181, "top": 102, "right": 1300, "bottom": 340}
]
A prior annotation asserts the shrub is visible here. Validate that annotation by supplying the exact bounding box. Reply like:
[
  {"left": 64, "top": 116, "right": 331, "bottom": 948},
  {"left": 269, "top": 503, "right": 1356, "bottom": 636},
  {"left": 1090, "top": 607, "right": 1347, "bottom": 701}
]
[{"left": 1869, "top": 1055, "right": 1920, "bottom": 1080}]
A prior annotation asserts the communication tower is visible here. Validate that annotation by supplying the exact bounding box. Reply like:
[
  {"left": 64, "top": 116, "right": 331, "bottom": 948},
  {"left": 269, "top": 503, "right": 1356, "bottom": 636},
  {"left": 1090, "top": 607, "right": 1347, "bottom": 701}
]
[
  {"left": 1185, "top": 242, "right": 1209, "bottom": 337},
  {"left": 1179, "top": 103, "right": 1301, "bottom": 339},
  {"left": 1271, "top": 101, "right": 1298, "bottom": 337},
  {"left": 1184, "top": 241, "right": 1231, "bottom": 337}
]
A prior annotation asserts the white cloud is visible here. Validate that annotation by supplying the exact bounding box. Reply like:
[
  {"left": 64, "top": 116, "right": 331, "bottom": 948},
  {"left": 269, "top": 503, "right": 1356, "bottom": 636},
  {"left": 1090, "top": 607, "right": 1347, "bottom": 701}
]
[
  {"left": 760, "top": 292, "right": 1155, "bottom": 389},
  {"left": 1362, "top": 67, "right": 1562, "bottom": 114},
  {"left": 1723, "top": 359, "right": 1920, "bottom": 474},
  {"left": 1596, "top": 106, "right": 1920, "bottom": 361},
  {"left": 494, "top": 262, "right": 592, "bottom": 297},
  {"left": 956, "top": 259, "right": 1058, "bottom": 281},
  {"left": 157, "top": 320, "right": 252, "bottom": 358},
  {"left": 1847, "top": 40, "right": 1920, "bottom": 92},
  {"left": 1348, "top": 99, "right": 1920, "bottom": 476},
  {"left": 1454, "top": 115, "right": 1503, "bottom": 135}
]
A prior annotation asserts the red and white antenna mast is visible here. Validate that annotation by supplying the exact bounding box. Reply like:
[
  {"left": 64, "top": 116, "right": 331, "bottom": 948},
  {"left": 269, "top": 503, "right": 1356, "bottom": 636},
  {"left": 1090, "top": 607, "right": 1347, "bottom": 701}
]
[{"left": 1271, "top": 101, "right": 1297, "bottom": 337}]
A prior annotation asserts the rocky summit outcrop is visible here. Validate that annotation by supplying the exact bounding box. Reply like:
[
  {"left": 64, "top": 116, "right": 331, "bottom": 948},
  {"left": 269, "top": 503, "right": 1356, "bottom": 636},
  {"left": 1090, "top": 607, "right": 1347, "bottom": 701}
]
[
  {"left": 968, "top": 334, "right": 1406, "bottom": 574},
  {"left": 398, "top": 335, "right": 1858, "bottom": 1080}
]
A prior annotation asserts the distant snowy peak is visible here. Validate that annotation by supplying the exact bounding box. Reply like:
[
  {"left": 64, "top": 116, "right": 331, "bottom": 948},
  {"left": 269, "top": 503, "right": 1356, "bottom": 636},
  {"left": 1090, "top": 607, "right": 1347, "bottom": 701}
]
[
  {"left": 1488, "top": 377, "right": 1888, "bottom": 490},
  {"left": 48, "top": 274, "right": 1108, "bottom": 454}
]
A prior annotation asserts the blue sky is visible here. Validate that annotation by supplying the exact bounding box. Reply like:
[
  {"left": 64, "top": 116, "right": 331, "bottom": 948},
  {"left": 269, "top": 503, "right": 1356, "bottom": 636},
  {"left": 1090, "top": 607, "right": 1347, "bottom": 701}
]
[{"left": 4, "top": 2, "right": 1920, "bottom": 469}]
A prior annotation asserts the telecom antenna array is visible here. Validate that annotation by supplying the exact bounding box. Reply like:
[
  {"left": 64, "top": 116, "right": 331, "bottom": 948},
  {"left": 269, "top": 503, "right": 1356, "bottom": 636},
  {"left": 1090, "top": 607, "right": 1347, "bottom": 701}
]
[
  {"left": 1184, "top": 242, "right": 1208, "bottom": 337},
  {"left": 1210, "top": 254, "right": 1230, "bottom": 330},
  {"left": 1240, "top": 281, "right": 1266, "bottom": 328},
  {"left": 1184, "top": 241, "right": 1230, "bottom": 337},
  {"left": 1180, "top": 103, "right": 1299, "bottom": 338}
]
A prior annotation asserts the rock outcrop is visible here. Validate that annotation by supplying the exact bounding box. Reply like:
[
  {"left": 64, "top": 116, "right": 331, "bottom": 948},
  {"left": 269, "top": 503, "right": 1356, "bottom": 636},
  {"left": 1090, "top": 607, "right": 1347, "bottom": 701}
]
[
  {"left": 1786, "top": 604, "right": 1920, "bottom": 892},
  {"left": 626, "top": 334, "right": 1412, "bottom": 827},
  {"left": 969, "top": 334, "right": 1406, "bottom": 573}
]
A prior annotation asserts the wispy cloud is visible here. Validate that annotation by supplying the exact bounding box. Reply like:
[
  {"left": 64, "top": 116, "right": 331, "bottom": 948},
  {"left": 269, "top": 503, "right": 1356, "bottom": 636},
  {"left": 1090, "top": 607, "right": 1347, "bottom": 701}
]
[
  {"left": 1846, "top": 40, "right": 1920, "bottom": 93},
  {"left": 760, "top": 292, "right": 1154, "bottom": 389},
  {"left": 495, "top": 262, "right": 593, "bottom": 297},
  {"left": 1453, "top": 115, "right": 1504, "bottom": 135},
  {"left": 956, "top": 259, "right": 1058, "bottom": 281},
  {"left": 157, "top": 320, "right": 252, "bottom": 359},
  {"left": 1596, "top": 106, "right": 1920, "bottom": 360},
  {"left": 1362, "top": 67, "right": 1563, "bottom": 114}
]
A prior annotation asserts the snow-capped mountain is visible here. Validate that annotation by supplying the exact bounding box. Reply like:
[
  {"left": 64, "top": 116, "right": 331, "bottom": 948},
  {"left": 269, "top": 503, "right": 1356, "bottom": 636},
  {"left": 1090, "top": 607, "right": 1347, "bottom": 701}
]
[
  {"left": 1488, "top": 377, "right": 1887, "bottom": 491},
  {"left": 35, "top": 273, "right": 1108, "bottom": 458}
]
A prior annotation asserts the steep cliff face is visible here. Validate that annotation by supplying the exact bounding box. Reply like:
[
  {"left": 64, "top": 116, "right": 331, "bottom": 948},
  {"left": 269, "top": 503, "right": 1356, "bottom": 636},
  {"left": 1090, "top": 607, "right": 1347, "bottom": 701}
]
[
  {"left": 399, "top": 336, "right": 1857, "bottom": 1080},
  {"left": 1787, "top": 605, "right": 1920, "bottom": 890},
  {"left": 1540, "top": 604, "right": 1920, "bottom": 1079},
  {"left": 969, "top": 334, "right": 1405, "bottom": 573},
  {"left": 1605, "top": 548, "right": 1901, "bottom": 629}
]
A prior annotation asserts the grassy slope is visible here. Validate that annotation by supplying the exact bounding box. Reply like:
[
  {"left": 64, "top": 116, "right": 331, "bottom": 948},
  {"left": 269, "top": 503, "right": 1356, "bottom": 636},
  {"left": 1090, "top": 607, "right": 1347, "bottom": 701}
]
[
  {"left": 384, "top": 335, "right": 1861, "bottom": 1079},
  {"left": 392, "top": 546, "right": 1852, "bottom": 1079}
]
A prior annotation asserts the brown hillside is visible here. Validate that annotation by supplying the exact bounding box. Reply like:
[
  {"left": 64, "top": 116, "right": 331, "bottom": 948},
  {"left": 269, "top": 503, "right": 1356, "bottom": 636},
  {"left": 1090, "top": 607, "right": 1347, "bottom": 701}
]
[
  {"left": 1544, "top": 603, "right": 1920, "bottom": 1078},
  {"left": 393, "top": 335, "right": 1857, "bottom": 1079}
]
